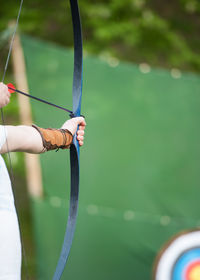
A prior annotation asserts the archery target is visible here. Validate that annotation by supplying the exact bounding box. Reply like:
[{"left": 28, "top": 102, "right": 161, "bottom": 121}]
[{"left": 154, "top": 230, "right": 200, "bottom": 280}]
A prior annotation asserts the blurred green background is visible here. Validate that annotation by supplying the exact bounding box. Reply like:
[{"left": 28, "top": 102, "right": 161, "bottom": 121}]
[{"left": 0, "top": 1, "right": 200, "bottom": 279}]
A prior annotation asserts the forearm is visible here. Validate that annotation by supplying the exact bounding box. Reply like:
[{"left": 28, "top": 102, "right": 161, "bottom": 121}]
[
  {"left": 0, "top": 125, "right": 44, "bottom": 154},
  {"left": 0, "top": 117, "right": 86, "bottom": 154}
]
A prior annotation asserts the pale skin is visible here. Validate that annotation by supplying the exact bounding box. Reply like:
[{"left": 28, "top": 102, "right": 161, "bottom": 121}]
[
  {"left": 0, "top": 82, "right": 86, "bottom": 154},
  {"left": 0, "top": 82, "right": 11, "bottom": 108}
]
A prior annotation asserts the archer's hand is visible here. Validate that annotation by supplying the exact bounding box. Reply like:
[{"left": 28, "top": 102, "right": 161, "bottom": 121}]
[
  {"left": 61, "top": 117, "right": 86, "bottom": 146},
  {"left": 0, "top": 83, "right": 11, "bottom": 108}
]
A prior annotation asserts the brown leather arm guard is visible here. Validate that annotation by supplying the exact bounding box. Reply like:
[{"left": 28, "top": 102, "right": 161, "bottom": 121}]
[{"left": 32, "top": 125, "right": 73, "bottom": 151}]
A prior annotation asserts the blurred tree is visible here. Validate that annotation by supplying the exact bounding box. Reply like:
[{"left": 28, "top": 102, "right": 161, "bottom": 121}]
[{"left": 0, "top": 0, "right": 200, "bottom": 72}]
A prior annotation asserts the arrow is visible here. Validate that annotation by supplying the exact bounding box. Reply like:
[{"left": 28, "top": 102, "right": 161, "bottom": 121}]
[{"left": 7, "top": 83, "right": 76, "bottom": 117}]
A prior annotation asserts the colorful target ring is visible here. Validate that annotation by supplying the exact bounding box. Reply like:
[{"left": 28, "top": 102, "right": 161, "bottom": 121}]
[{"left": 153, "top": 230, "right": 200, "bottom": 280}]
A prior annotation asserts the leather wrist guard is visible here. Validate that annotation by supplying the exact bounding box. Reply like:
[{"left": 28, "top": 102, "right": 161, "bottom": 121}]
[{"left": 32, "top": 125, "right": 73, "bottom": 151}]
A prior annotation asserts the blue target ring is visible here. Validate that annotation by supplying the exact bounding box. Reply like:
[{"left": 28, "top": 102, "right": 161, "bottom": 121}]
[{"left": 172, "top": 248, "right": 200, "bottom": 280}]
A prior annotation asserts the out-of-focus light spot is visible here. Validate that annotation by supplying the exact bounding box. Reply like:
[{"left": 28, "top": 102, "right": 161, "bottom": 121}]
[
  {"left": 142, "top": 10, "right": 154, "bottom": 22},
  {"left": 108, "top": 57, "right": 119, "bottom": 68},
  {"left": 139, "top": 63, "right": 151, "bottom": 73},
  {"left": 99, "top": 52, "right": 119, "bottom": 67},
  {"left": 171, "top": 68, "right": 182, "bottom": 79},
  {"left": 49, "top": 196, "right": 62, "bottom": 208},
  {"left": 160, "top": 215, "right": 171, "bottom": 226},
  {"left": 185, "top": 1, "right": 197, "bottom": 13},
  {"left": 48, "top": 60, "right": 59, "bottom": 72},
  {"left": 87, "top": 204, "right": 98, "bottom": 215},
  {"left": 132, "top": 0, "right": 145, "bottom": 9},
  {"left": 124, "top": 210, "right": 135, "bottom": 221},
  {"left": 99, "top": 52, "right": 110, "bottom": 62}
]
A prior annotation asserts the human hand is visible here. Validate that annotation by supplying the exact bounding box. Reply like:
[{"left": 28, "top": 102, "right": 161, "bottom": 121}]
[
  {"left": 61, "top": 117, "right": 86, "bottom": 146},
  {"left": 0, "top": 83, "right": 11, "bottom": 108}
]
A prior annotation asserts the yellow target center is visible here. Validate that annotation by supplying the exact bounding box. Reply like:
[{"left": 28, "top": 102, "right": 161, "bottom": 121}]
[{"left": 188, "top": 265, "right": 200, "bottom": 280}]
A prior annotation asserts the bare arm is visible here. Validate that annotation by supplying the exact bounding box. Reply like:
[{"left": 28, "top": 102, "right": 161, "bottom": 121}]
[
  {"left": 0, "top": 117, "right": 86, "bottom": 154},
  {"left": 0, "top": 82, "right": 86, "bottom": 153},
  {"left": 1, "top": 125, "right": 44, "bottom": 154}
]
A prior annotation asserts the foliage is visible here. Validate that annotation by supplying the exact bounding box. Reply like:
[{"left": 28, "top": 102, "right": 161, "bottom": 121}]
[{"left": 0, "top": 0, "right": 200, "bottom": 72}]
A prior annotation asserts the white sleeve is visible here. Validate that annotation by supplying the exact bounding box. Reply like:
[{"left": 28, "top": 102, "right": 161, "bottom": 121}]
[
  {"left": 0, "top": 125, "right": 22, "bottom": 278},
  {"left": 0, "top": 211, "right": 22, "bottom": 279},
  {"left": 0, "top": 125, "right": 7, "bottom": 150}
]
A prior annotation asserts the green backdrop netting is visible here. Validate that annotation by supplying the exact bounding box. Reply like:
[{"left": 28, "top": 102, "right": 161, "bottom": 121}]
[{"left": 21, "top": 35, "right": 200, "bottom": 279}]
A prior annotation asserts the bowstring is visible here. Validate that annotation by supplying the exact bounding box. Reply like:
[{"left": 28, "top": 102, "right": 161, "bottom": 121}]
[
  {"left": 2, "top": 0, "right": 23, "bottom": 83},
  {"left": 0, "top": 0, "right": 30, "bottom": 279}
]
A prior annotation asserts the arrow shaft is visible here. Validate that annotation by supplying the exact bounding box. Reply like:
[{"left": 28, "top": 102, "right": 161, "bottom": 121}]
[{"left": 8, "top": 86, "right": 73, "bottom": 115}]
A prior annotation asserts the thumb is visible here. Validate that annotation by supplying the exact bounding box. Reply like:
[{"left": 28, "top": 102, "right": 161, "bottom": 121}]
[
  {"left": 73, "top": 116, "right": 85, "bottom": 125},
  {"left": 61, "top": 117, "right": 86, "bottom": 136}
]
